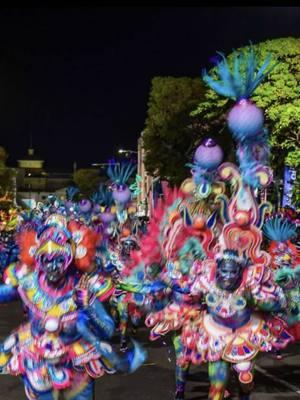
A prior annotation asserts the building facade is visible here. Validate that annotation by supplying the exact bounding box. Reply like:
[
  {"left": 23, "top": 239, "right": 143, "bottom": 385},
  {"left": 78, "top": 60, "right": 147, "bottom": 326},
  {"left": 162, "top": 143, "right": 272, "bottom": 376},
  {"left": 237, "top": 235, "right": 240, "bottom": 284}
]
[
  {"left": 16, "top": 148, "right": 73, "bottom": 208},
  {"left": 137, "top": 132, "right": 161, "bottom": 217}
]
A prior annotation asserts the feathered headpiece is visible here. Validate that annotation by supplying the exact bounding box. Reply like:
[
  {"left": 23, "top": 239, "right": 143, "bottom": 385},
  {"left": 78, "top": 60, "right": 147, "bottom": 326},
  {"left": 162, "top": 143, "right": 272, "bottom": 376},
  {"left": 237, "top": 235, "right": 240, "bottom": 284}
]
[
  {"left": 202, "top": 45, "right": 275, "bottom": 101},
  {"left": 263, "top": 216, "right": 299, "bottom": 269},
  {"left": 17, "top": 214, "right": 101, "bottom": 273},
  {"left": 35, "top": 215, "right": 74, "bottom": 272},
  {"left": 215, "top": 249, "right": 249, "bottom": 269},
  {"left": 263, "top": 216, "right": 297, "bottom": 243},
  {"left": 68, "top": 220, "right": 101, "bottom": 272},
  {"left": 95, "top": 183, "right": 114, "bottom": 209},
  {"left": 66, "top": 186, "right": 80, "bottom": 201},
  {"left": 107, "top": 162, "right": 136, "bottom": 187},
  {"left": 133, "top": 187, "right": 214, "bottom": 272}
]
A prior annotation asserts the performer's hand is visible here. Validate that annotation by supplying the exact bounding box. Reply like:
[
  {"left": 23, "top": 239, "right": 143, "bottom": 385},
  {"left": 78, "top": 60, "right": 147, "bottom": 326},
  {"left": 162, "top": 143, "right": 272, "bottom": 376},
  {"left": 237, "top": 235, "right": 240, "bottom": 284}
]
[{"left": 74, "top": 274, "right": 90, "bottom": 308}]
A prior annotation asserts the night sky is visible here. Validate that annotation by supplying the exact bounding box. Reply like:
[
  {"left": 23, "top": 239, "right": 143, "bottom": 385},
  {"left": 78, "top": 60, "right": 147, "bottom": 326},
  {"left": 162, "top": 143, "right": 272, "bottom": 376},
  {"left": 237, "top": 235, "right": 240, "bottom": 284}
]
[{"left": 0, "top": 6, "right": 299, "bottom": 170}]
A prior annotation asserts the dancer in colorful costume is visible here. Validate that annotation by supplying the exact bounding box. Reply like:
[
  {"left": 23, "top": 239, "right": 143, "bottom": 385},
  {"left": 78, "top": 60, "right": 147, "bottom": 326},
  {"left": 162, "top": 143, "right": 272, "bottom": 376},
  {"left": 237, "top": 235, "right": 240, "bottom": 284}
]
[
  {"left": 182, "top": 46, "right": 292, "bottom": 399},
  {"left": 263, "top": 215, "right": 300, "bottom": 270},
  {"left": 180, "top": 163, "right": 292, "bottom": 400},
  {"left": 142, "top": 162, "right": 293, "bottom": 400},
  {"left": 0, "top": 212, "right": 145, "bottom": 400},
  {"left": 263, "top": 215, "right": 300, "bottom": 341},
  {"left": 176, "top": 46, "right": 292, "bottom": 400},
  {"left": 0, "top": 207, "right": 19, "bottom": 280},
  {"left": 130, "top": 46, "right": 293, "bottom": 399},
  {"left": 119, "top": 137, "right": 227, "bottom": 399},
  {"left": 119, "top": 185, "right": 219, "bottom": 399},
  {"left": 95, "top": 162, "right": 146, "bottom": 351}
]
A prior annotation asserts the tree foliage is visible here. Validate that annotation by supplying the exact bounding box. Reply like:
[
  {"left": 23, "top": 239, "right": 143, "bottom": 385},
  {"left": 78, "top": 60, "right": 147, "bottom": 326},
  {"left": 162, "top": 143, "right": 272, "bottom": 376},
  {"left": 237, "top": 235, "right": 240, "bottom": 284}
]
[
  {"left": 73, "top": 169, "right": 101, "bottom": 197},
  {"left": 191, "top": 37, "right": 300, "bottom": 203},
  {"left": 143, "top": 77, "right": 208, "bottom": 186}
]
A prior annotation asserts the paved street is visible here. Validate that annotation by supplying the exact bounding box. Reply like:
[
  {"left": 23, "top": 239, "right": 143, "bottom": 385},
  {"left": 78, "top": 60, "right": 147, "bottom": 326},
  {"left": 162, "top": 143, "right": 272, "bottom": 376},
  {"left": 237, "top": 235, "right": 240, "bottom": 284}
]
[{"left": 0, "top": 301, "right": 299, "bottom": 399}]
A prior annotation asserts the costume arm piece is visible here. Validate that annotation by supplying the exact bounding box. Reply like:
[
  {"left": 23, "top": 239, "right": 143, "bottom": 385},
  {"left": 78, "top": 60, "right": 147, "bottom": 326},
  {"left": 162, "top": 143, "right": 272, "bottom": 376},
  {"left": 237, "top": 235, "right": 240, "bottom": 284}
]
[
  {"left": 0, "top": 262, "right": 20, "bottom": 303},
  {"left": 75, "top": 275, "right": 115, "bottom": 340},
  {"left": 76, "top": 298, "right": 115, "bottom": 340},
  {"left": 76, "top": 299, "right": 147, "bottom": 374},
  {"left": 117, "top": 279, "right": 166, "bottom": 295},
  {"left": 248, "top": 265, "right": 287, "bottom": 312},
  {"left": 76, "top": 307, "right": 123, "bottom": 367},
  {"left": 188, "top": 259, "right": 211, "bottom": 298},
  {"left": 84, "top": 299, "right": 115, "bottom": 339},
  {"left": 91, "top": 276, "right": 115, "bottom": 302},
  {"left": 0, "top": 284, "right": 19, "bottom": 303}
]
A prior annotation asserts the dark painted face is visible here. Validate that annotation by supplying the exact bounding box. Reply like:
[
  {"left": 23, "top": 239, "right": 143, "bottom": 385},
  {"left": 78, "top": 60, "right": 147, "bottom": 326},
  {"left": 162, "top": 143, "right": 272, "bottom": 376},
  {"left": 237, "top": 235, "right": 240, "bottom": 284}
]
[
  {"left": 121, "top": 240, "right": 138, "bottom": 257},
  {"left": 216, "top": 259, "right": 243, "bottom": 291},
  {"left": 40, "top": 254, "right": 68, "bottom": 283}
]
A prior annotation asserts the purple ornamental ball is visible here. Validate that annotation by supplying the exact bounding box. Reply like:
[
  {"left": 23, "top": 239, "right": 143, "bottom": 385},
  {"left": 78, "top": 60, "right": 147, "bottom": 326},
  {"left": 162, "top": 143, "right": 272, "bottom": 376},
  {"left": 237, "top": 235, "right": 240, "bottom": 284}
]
[
  {"left": 112, "top": 186, "right": 131, "bottom": 204},
  {"left": 228, "top": 99, "right": 264, "bottom": 139},
  {"left": 194, "top": 138, "right": 223, "bottom": 170},
  {"left": 65, "top": 200, "right": 73, "bottom": 209},
  {"left": 100, "top": 211, "right": 115, "bottom": 224},
  {"left": 79, "top": 199, "right": 92, "bottom": 213}
]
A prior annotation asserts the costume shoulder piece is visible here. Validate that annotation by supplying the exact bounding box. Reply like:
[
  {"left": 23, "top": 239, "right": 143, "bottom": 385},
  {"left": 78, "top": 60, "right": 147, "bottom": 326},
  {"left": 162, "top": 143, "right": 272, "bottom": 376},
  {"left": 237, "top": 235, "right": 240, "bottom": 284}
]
[
  {"left": 244, "top": 263, "right": 269, "bottom": 289},
  {"left": 3, "top": 262, "right": 30, "bottom": 287}
]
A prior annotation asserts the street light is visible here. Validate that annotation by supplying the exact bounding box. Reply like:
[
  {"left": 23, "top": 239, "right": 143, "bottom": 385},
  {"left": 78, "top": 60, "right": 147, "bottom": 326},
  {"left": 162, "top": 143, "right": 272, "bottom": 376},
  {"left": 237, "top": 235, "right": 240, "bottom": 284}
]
[
  {"left": 91, "top": 162, "right": 120, "bottom": 167},
  {"left": 118, "top": 149, "right": 138, "bottom": 155}
]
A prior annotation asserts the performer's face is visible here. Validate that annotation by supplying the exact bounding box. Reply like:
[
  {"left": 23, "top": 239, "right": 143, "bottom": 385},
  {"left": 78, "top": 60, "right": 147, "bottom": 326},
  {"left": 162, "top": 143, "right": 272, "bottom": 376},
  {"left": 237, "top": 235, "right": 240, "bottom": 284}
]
[
  {"left": 40, "top": 253, "right": 69, "bottom": 283},
  {"left": 216, "top": 259, "right": 243, "bottom": 291},
  {"left": 122, "top": 240, "right": 138, "bottom": 257}
]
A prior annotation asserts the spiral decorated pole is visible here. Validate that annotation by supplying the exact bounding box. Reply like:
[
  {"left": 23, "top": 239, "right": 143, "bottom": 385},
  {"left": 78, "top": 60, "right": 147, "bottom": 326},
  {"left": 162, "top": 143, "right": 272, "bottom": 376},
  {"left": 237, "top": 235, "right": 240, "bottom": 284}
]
[{"left": 187, "top": 138, "right": 223, "bottom": 198}]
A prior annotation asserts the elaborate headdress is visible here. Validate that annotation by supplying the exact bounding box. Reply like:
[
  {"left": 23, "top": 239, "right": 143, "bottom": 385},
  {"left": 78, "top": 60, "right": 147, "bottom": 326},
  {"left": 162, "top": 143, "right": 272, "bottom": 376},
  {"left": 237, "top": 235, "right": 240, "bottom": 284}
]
[
  {"left": 107, "top": 162, "right": 136, "bottom": 205},
  {"left": 263, "top": 216, "right": 299, "bottom": 269},
  {"left": 35, "top": 214, "right": 74, "bottom": 271},
  {"left": 215, "top": 163, "right": 271, "bottom": 265},
  {"left": 123, "top": 187, "right": 214, "bottom": 280},
  {"left": 215, "top": 249, "right": 250, "bottom": 273},
  {"left": 202, "top": 45, "right": 275, "bottom": 189},
  {"left": 17, "top": 213, "right": 101, "bottom": 273}
]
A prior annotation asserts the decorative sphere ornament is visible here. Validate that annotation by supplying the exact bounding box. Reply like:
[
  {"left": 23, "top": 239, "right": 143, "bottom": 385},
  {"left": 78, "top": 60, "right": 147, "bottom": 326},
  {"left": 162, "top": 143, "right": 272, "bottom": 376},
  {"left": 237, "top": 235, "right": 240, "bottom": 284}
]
[
  {"left": 228, "top": 99, "right": 264, "bottom": 139},
  {"left": 112, "top": 186, "right": 131, "bottom": 204},
  {"left": 65, "top": 200, "right": 73, "bottom": 210},
  {"left": 100, "top": 211, "right": 115, "bottom": 224},
  {"left": 121, "top": 227, "right": 131, "bottom": 237},
  {"left": 194, "top": 138, "right": 223, "bottom": 170},
  {"left": 234, "top": 211, "right": 250, "bottom": 227},
  {"left": 79, "top": 199, "right": 92, "bottom": 213},
  {"left": 193, "top": 216, "right": 206, "bottom": 230},
  {"left": 180, "top": 178, "right": 195, "bottom": 195},
  {"left": 44, "top": 317, "right": 60, "bottom": 332}
]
